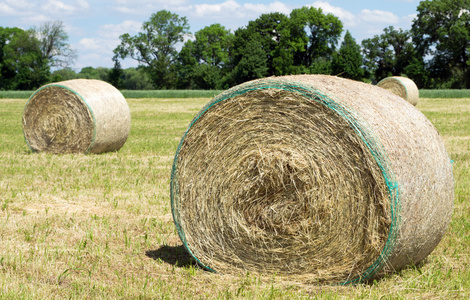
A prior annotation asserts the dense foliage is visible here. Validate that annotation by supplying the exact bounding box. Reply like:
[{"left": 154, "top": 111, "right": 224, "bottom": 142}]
[
  {"left": 113, "top": 10, "right": 190, "bottom": 89},
  {"left": 0, "top": 27, "right": 49, "bottom": 90},
  {"left": 412, "top": 0, "right": 470, "bottom": 88},
  {"left": 1, "top": 0, "right": 469, "bottom": 90}
]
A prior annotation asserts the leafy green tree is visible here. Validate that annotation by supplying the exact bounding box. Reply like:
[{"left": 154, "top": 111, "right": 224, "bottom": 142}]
[
  {"left": 332, "top": 31, "right": 364, "bottom": 80},
  {"left": 229, "top": 38, "right": 269, "bottom": 85},
  {"left": 0, "top": 27, "right": 49, "bottom": 90},
  {"left": 412, "top": 0, "right": 470, "bottom": 88},
  {"left": 362, "top": 35, "right": 394, "bottom": 82},
  {"left": 403, "top": 56, "right": 429, "bottom": 88},
  {"left": 191, "top": 64, "right": 223, "bottom": 89},
  {"left": 176, "top": 39, "right": 198, "bottom": 89},
  {"left": 177, "top": 24, "right": 232, "bottom": 89},
  {"left": 122, "top": 68, "right": 154, "bottom": 90},
  {"left": 0, "top": 27, "right": 17, "bottom": 89},
  {"left": 113, "top": 10, "right": 190, "bottom": 89},
  {"left": 228, "top": 8, "right": 343, "bottom": 82},
  {"left": 108, "top": 60, "right": 124, "bottom": 89},
  {"left": 362, "top": 27, "right": 415, "bottom": 83},
  {"left": 194, "top": 24, "right": 232, "bottom": 68},
  {"left": 271, "top": 28, "right": 301, "bottom": 75},
  {"left": 232, "top": 12, "right": 289, "bottom": 77},
  {"left": 384, "top": 27, "right": 415, "bottom": 76},
  {"left": 289, "top": 7, "right": 343, "bottom": 73},
  {"left": 78, "top": 66, "right": 109, "bottom": 81},
  {"left": 51, "top": 67, "right": 77, "bottom": 82},
  {"left": 310, "top": 57, "right": 333, "bottom": 75}
]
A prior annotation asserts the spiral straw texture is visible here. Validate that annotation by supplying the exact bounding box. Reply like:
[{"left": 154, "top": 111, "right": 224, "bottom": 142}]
[
  {"left": 377, "top": 76, "right": 419, "bottom": 106},
  {"left": 171, "top": 75, "right": 453, "bottom": 284},
  {"left": 22, "top": 79, "right": 131, "bottom": 154}
]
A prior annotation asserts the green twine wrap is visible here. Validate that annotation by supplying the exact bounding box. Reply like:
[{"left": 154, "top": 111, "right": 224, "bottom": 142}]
[{"left": 171, "top": 78, "right": 401, "bottom": 284}]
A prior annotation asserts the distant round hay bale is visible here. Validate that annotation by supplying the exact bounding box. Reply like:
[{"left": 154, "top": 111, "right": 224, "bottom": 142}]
[
  {"left": 22, "top": 79, "right": 131, "bottom": 154},
  {"left": 377, "top": 76, "right": 419, "bottom": 106},
  {"left": 171, "top": 75, "right": 453, "bottom": 284}
]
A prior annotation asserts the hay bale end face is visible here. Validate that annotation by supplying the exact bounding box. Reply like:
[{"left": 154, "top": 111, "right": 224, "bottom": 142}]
[
  {"left": 171, "top": 75, "right": 453, "bottom": 284},
  {"left": 23, "top": 79, "right": 131, "bottom": 154},
  {"left": 377, "top": 76, "right": 419, "bottom": 106}
]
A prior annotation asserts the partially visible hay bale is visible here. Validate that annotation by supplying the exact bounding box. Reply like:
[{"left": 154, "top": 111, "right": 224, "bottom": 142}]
[
  {"left": 23, "top": 79, "right": 131, "bottom": 154},
  {"left": 171, "top": 75, "right": 453, "bottom": 284},
  {"left": 377, "top": 76, "right": 419, "bottom": 106}
]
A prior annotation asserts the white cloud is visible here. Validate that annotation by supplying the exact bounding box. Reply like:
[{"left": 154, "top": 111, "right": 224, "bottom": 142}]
[
  {"left": 1, "top": 0, "right": 88, "bottom": 16},
  {"left": 77, "top": 36, "right": 116, "bottom": 53},
  {"left": 359, "top": 9, "right": 400, "bottom": 24},
  {"left": 176, "top": 0, "right": 293, "bottom": 32},
  {"left": 190, "top": 0, "right": 242, "bottom": 18},
  {"left": 23, "top": 14, "right": 52, "bottom": 24},
  {"left": 36, "top": 0, "right": 89, "bottom": 16},
  {"left": 114, "top": 6, "right": 140, "bottom": 14},
  {"left": 41, "top": 0, "right": 79, "bottom": 15},
  {"left": 0, "top": 3, "right": 16, "bottom": 15},
  {"left": 0, "top": 0, "right": 90, "bottom": 18},
  {"left": 77, "top": 38, "right": 101, "bottom": 51},
  {"left": 99, "top": 20, "right": 142, "bottom": 38},
  {"left": 312, "top": 1, "right": 356, "bottom": 26},
  {"left": 402, "top": 13, "right": 417, "bottom": 24},
  {"left": 0, "top": 0, "right": 35, "bottom": 16},
  {"left": 305, "top": 3, "right": 413, "bottom": 41},
  {"left": 75, "top": 36, "right": 117, "bottom": 67},
  {"left": 244, "top": 1, "right": 290, "bottom": 15},
  {"left": 112, "top": 0, "right": 187, "bottom": 14},
  {"left": 77, "top": 34, "right": 116, "bottom": 56},
  {"left": 76, "top": 0, "right": 90, "bottom": 9},
  {"left": 74, "top": 53, "right": 104, "bottom": 69},
  {"left": 187, "top": 0, "right": 290, "bottom": 18},
  {"left": 8, "top": 0, "right": 34, "bottom": 8}
]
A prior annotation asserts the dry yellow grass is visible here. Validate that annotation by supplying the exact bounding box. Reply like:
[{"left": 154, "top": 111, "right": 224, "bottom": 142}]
[{"left": 0, "top": 96, "right": 468, "bottom": 299}]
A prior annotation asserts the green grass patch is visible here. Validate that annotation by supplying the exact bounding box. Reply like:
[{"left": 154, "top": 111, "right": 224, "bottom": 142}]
[
  {"left": 420, "top": 89, "right": 470, "bottom": 98},
  {"left": 0, "top": 91, "right": 34, "bottom": 99},
  {"left": 0, "top": 97, "right": 468, "bottom": 298}
]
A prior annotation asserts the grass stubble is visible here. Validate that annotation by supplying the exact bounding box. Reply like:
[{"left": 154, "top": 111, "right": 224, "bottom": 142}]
[{"left": 0, "top": 97, "right": 469, "bottom": 299}]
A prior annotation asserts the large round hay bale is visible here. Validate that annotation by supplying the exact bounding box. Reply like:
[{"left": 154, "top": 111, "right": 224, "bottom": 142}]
[
  {"left": 377, "top": 76, "right": 419, "bottom": 106},
  {"left": 171, "top": 75, "right": 453, "bottom": 284},
  {"left": 22, "top": 79, "right": 131, "bottom": 154}
]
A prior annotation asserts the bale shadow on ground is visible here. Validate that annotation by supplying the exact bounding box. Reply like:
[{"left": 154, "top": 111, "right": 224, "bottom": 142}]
[{"left": 145, "top": 245, "right": 197, "bottom": 268}]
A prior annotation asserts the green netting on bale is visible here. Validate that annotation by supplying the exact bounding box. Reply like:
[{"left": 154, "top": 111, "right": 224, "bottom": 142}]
[
  {"left": 377, "top": 76, "right": 419, "bottom": 106},
  {"left": 170, "top": 79, "right": 400, "bottom": 285},
  {"left": 23, "top": 79, "right": 130, "bottom": 154},
  {"left": 23, "top": 84, "right": 98, "bottom": 154}
]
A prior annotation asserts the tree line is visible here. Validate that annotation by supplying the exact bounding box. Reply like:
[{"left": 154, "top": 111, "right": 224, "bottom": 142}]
[{"left": 1, "top": 0, "right": 469, "bottom": 90}]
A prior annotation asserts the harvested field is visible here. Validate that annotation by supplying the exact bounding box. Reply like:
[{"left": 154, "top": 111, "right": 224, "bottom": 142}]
[{"left": 0, "top": 96, "right": 468, "bottom": 298}]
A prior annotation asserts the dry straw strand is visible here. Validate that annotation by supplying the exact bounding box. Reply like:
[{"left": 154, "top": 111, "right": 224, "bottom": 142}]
[
  {"left": 377, "top": 76, "right": 419, "bottom": 106},
  {"left": 22, "top": 79, "right": 131, "bottom": 154},
  {"left": 171, "top": 75, "right": 453, "bottom": 284}
]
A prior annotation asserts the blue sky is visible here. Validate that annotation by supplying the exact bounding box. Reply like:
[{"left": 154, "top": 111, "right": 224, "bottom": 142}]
[{"left": 0, "top": 0, "right": 421, "bottom": 70}]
